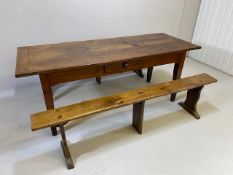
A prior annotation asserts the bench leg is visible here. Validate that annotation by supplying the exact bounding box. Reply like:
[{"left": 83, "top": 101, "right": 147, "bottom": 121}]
[
  {"left": 147, "top": 67, "right": 153, "bottom": 82},
  {"left": 132, "top": 101, "right": 145, "bottom": 134},
  {"left": 39, "top": 74, "right": 58, "bottom": 136},
  {"left": 178, "top": 86, "right": 204, "bottom": 119},
  {"left": 59, "top": 125, "right": 74, "bottom": 169},
  {"left": 96, "top": 77, "right": 101, "bottom": 84},
  {"left": 134, "top": 69, "right": 144, "bottom": 78}
]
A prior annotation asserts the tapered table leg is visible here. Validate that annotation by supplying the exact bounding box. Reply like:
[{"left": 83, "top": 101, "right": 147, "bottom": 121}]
[
  {"left": 39, "top": 74, "right": 57, "bottom": 136},
  {"left": 147, "top": 67, "right": 153, "bottom": 82},
  {"left": 170, "top": 52, "right": 186, "bottom": 102},
  {"left": 96, "top": 77, "right": 101, "bottom": 84}
]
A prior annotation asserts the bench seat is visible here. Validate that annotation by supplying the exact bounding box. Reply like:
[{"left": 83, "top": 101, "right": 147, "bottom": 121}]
[
  {"left": 31, "top": 73, "right": 216, "bottom": 131},
  {"left": 31, "top": 73, "right": 217, "bottom": 169}
]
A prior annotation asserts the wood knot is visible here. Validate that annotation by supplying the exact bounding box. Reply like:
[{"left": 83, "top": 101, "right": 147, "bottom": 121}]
[
  {"left": 57, "top": 115, "right": 62, "bottom": 119},
  {"left": 138, "top": 91, "right": 144, "bottom": 95}
]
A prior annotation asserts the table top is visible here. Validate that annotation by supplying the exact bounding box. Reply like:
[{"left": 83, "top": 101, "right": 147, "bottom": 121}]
[{"left": 15, "top": 33, "right": 201, "bottom": 77}]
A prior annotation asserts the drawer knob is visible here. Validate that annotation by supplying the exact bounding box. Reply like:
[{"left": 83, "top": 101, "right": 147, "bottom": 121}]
[{"left": 123, "top": 62, "right": 128, "bottom": 68}]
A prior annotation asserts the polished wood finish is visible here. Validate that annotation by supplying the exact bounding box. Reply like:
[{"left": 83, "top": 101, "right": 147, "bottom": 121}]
[
  {"left": 15, "top": 33, "right": 200, "bottom": 77},
  {"left": 31, "top": 73, "right": 217, "bottom": 131},
  {"left": 49, "top": 66, "right": 103, "bottom": 86},
  {"left": 31, "top": 73, "right": 217, "bottom": 169},
  {"left": 39, "top": 74, "right": 54, "bottom": 109},
  {"left": 179, "top": 86, "right": 204, "bottom": 119},
  {"left": 15, "top": 48, "right": 29, "bottom": 76},
  {"left": 133, "top": 101, "right": 145, "bottom": 134},
  {"left": 16, "top": 33, "right": 201, "bottom": 135},
  {"left": 104, "top": 60, "right": 141, "bottom": 74}
]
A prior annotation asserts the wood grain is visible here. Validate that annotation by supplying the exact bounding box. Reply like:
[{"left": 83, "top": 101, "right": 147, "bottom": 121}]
[
  {"left": 15, "top": 33, "right": 200, "bottom": 77},
  {"left": 48, "top": 66, "right": 103, "bottom": 86},
  {"left": 133, "top": 101, "right": 145, "bottom": 134},
  {"left": 15, "top": 47, "right": 29, "bottom": 77},
  {"left": 31, "top": 73, "right": 217, "bottom": 131}
]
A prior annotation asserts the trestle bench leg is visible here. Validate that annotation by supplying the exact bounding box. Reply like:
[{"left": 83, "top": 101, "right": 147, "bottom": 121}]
[
  {"left": 132, "top": 101, "right": 145, "bottom": 134},
  {"left": 178, "top": 86, "right": 204, "bottom": 119},
  {"left": 170, "top": 53, "right": 186, "bottom": 102},
  {"left": 59, "top": 125, "right": 74, "bottom": 169}
]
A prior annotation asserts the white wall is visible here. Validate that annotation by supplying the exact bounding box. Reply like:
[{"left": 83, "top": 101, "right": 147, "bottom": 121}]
[
  {"left": 0, "top": 0, "right": 201, "bottom": 93},
  {"left": 190, "top": 0, "right": 233, "bottom": 76}
]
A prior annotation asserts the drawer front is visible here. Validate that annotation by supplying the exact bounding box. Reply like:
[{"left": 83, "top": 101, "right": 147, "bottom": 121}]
[
  {"left": 104, "top": 60, "right": 143, "bottom": 75},
  {"left": 49, "top": 66, "right": 103, "bottom": 86},
  {"left": 104, "top": 52, "right": 183, "bottom": 75}
]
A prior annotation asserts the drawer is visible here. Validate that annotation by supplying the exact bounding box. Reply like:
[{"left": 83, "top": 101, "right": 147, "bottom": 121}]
[
  {"left": 104, "top": 53, "right": 184, "bottom": 75},
  {"left": 104, "top": 60, "right": 143, "bottom": 75}
]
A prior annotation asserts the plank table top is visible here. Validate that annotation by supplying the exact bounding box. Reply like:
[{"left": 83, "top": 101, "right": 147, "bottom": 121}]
[{"left": 15, "top": 33, "right": 200, "bottom": 77}]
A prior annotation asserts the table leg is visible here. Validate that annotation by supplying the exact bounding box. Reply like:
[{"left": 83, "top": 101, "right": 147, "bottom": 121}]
[
  {"left": 170, "top": 53, "right": 186, "bottom": 102},
  {"left": 96, "top": 77, "right": 101, "bottom": 84},
  {"left": 147, "top": 67, "right": 153, "bottom": 82},
  {"left": 39, "top": 74, "right": 57, "bottom": 136},
  {"left": 134, "top": 69, "right": 144, "bottom": 78}
]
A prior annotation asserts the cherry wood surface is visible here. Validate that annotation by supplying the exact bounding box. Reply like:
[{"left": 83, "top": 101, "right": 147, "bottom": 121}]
[
  {"left": 31, "top": 73, "right": 217, "bottom": 131},
  {"left": 31, "top": 73, "right": 217, "bottom": 169},
  {"left": 16, "top": 33, "right": 201, "bottom": 136},
  {"left": 15, "top": 33, "right": 200, "bottom": 77}
]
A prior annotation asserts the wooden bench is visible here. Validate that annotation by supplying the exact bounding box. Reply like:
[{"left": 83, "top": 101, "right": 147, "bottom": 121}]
[{"left": 31, "top": 73, "right": 217, "bottom": 169}]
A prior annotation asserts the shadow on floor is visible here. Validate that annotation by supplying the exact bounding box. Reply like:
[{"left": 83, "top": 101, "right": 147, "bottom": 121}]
[
  {"left": 13, "top": 101, "right": 218, "bottom": 174},
  {"left": 68, "top": 101, "right": 218, "bottom": 162},
  {"left": 13, "top": 148, "right": 66, "bottom": 175}
]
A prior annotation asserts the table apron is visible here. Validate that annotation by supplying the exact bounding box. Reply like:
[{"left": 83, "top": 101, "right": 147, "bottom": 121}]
[
  {"left": 103, "top": 52, "right": 183, "bottom": 75},
  {"left": 46, "top": 52, "right": 186, "bottom": 86},
  {"left": 48, "top": 66, "right": 103, "bottom": 86}
]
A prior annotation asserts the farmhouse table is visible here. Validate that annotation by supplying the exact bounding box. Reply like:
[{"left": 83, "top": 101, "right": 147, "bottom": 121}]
[{"left": 15, "top": 33, "right": 201, "bottom": 136}]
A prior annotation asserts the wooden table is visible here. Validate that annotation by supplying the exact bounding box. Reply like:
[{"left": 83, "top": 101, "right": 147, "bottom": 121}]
[{"left": 15, "top": 33, "right": 201, "bottom": 135}]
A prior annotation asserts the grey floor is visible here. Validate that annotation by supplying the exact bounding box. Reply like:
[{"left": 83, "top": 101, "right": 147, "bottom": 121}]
[{"left": 1, "top": 58, "right": 233, "bottom": 175}]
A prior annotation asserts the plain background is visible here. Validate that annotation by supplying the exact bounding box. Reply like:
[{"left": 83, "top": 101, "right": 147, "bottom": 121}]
[
  {"left": 1, "top": 1, "right": 233, "bottom": 175},
  {"left": 190, "top": 0, "right": 233, "bottom": 75},
  {"left": 0, "top": 0, "right": 201, "bottom": 94}
]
